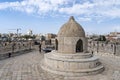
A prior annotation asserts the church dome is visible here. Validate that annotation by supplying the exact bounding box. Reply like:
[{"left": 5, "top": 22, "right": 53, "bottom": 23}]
[{"left": 58, "top": 16, "right": 85, "bottom": 37}]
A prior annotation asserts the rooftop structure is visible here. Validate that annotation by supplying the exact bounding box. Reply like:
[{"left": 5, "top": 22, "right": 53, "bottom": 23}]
[{"left": 41, "top": 16, "right": 104, "bottom": 76}]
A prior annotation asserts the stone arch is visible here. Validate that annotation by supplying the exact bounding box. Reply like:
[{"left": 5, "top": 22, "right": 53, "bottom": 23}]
[
  {"left": 76, "top": 39, "right": 83, "bottom": 52},
  {"left": 55, "top": 39, "right": 58, "bottom": 50}
]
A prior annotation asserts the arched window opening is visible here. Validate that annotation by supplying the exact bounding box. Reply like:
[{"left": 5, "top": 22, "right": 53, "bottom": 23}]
[
  {"left": 76, "top": 39, "right": 83, "bottom": 52},
  {"left": 55, "top": 39, "right": 58, "bottom": 50}
]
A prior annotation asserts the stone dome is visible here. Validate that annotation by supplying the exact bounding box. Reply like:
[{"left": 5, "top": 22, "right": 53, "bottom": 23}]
[{"left": 58, "top": 16, "right": 85, "bottom": 37}]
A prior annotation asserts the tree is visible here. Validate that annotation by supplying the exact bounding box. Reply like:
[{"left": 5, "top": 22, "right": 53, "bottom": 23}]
[
  {"left": 32, "top": 35, "right": 36, "bottom": 39},
  {"left": 98, "top": 35, "right": 106, "bottom": 41},
  {"left": 21, "top": 35, "right": 36, "bottom": 40}
]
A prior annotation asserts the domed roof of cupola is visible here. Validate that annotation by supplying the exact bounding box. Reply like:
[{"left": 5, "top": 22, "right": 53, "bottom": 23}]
[{"left": 58, "top": 16, "right": 85, "bottom": 37}]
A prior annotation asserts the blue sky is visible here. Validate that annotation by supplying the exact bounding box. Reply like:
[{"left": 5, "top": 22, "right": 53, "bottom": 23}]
[{"left": 0, "top": 0, "right": 120, "bottom": 35}]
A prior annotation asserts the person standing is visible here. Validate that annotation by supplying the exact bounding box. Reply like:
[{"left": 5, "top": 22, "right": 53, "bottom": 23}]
[
  {"left": 91, "top": 50, "right": 94, "bottom": 57},
  {"left": 12, "top": 42, "right": 15, "bottom": 53},
  {"left": 8, "top": 53, "right": 11, "bottom": 58},
  {"left": 39, "top": 43, "right": 41, "bottom": 53},
  {"left": 92, "top": 50, "right": 93, "bottom": 54}
]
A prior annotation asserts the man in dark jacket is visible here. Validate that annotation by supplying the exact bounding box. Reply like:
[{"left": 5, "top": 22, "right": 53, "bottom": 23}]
[{"left": 39, "top": 43, "right": 41, "bottom": 53}]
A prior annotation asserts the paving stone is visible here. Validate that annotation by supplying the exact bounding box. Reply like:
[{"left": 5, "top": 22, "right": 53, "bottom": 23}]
[{"left": 0, "top": 51, "right": 119, "bottom": 80}]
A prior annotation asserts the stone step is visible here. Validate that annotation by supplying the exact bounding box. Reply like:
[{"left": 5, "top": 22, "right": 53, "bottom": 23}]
[
  {"left": 66, "top": 65, "right": 104, "bottom": 72},
  {"left": 45, "top": 54, "right": 99, "bottom": 62},
  {"left": 50, "top": 51, "right": 93, "bottom": 59},
  {"left": 41, "top": 61, "right": 104, "bottom": 76}
]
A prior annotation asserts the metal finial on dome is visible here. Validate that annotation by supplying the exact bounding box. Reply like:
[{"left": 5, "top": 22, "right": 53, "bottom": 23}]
[{"left": 69, "top": 16, "right": 75, "bottom": 21}]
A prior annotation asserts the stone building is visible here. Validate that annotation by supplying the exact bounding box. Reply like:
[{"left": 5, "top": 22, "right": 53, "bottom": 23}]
[
  {"left": 27, "top": 29, "right": 33, "bottom": 36},
  {"left": 45, "top": 33, "right": 57, "bottom": 45},
  {"left": 41, "top": 16, "right": 104, "bottom": 76},
  {"left": 45, "top": 33, "right": 57, "bottom": 40}
]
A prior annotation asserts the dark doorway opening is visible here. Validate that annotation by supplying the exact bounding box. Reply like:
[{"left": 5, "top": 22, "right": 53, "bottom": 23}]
[
  {"left": 55, "top": 39, "right": 58, "bottom": 50},
  {"left": 76, "top": 39, "right": 83, "bottom": 52}
]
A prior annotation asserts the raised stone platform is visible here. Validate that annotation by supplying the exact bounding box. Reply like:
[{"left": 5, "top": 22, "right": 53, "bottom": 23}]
[{"left": 41, "top": 51, "right": 104, "bottom": 76}]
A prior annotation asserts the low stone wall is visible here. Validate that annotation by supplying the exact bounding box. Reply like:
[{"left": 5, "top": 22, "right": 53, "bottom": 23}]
[
  {"left": 0, "top": 49, "right": 33, "bottom": 60},
  {"left": 0, "top": 41, "right": 34, "bottom": 60},
  {"left": 88, "top": 41, "right": 120, "bottom": 56}
]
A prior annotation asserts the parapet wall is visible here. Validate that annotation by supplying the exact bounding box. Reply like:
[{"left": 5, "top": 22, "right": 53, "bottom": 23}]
[{"left": 88, "top": 41, "right": 120, "bottom": 56}]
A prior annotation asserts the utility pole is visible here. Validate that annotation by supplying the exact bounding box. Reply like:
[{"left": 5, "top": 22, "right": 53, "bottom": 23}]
[
  {"left": 16, "top": 28, "right": 21, "bottom": 39},
  {"left": 8, "top": 28, "right": 21, "bottom": 40}
]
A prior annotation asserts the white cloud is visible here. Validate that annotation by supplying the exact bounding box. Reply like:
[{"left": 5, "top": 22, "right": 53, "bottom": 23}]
[
  {"left": 59, "top": 0, "right": 120, "bottom": 21},
  {"left": 0, "top": 0, "right": 120, "bottom": 21},
  {"left": 0, "top": 1, "right": 35, "bottom": 14},
  {"left": 78, "top": 17, "right": 91, "bottom": 21},
  {"left": 112, "top": 25, "right": 120, "bottom": 31},
  {"left": 59, "top": 3, "right": 93, "bottom": 15}
]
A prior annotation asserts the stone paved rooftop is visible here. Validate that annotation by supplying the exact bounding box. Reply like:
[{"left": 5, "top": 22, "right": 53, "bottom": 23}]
[{"left": 0, "top": 51, "right": 120, "bottom": 80}]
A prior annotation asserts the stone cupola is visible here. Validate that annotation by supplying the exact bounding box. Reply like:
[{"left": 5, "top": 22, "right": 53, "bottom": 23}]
[{"left": 57, "top": 16, "right": 87, "bottom": 54}]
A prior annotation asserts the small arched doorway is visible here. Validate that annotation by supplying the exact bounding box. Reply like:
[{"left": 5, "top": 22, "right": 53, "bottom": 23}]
[
  {"left": 76, "top": 39, "right": 83, "bottom": 52},
  {"left": 55, "top": 39, "right": 58, "bottom": 50}
]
